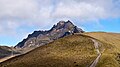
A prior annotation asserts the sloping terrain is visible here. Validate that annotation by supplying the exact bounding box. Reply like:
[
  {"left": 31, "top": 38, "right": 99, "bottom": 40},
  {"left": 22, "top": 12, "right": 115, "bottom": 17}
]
[
  {"left": 1, "top": 32, "right": 120, "bottom": 67},
  {"left": 0, "top": 46, "right": 12, "bottom": 59},
  {"left": 83, "top": 32, "right": 120, "bottom": 67},
  {"left": 0, "top": 46, "right": 18, "bottom": 59},
  {"left": 0, "top": 34, "right": 97, "bottom": 67},
  {"left": 84, "top": 32, "right": 120, "bottom": 50}
]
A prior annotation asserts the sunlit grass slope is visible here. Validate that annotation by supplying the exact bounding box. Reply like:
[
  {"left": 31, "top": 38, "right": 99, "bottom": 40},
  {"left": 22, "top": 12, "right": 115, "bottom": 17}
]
[
  {"left": 83, "top": 32, "right": 120, "bottom": 67},
  {"left": 0, "top": 34, "right": 97, "bottom": 67}
]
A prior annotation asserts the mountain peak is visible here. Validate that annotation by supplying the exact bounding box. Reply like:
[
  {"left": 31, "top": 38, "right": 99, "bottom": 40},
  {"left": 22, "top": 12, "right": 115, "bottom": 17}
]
[
  {"left": 58, "top": 20, "right": 65, "bottom": 24},
  {"left": 15, "top": 20, "right": 84, "bottom": 48},
  {"left": 66, "top": 20, "right": 73, "bottom": 24},
  {"left": 55, "top": 20, "right": 73, "bottom": 26},
  {"left": 58, "top": 20, "right": 73, "bottom": 25},
  {"left": 51, "top": 20, "right": 75, "bottom": 30}
]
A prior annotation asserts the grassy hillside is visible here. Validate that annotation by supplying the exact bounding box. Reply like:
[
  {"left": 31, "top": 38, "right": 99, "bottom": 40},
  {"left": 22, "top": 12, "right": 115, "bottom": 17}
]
[
  {"left": 83, "top": 32, "right": 120, "bottom": 67},
  {"left": 1, "top": 32, "right": 120, "bottom": 67},
  {"left": 0, "top": 34, "right": 97, "bottom": 67},
  {"left": 84, "top": 32, "right": 120, "bottom": 51}
]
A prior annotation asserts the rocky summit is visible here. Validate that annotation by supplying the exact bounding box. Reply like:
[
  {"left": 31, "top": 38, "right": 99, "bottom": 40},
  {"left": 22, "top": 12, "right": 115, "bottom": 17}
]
[{"left": 15, "top": 20, "right": 84, "bottom": 48}]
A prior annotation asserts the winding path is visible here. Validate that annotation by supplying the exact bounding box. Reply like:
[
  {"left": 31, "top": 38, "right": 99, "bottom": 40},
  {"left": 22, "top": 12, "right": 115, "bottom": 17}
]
[{"left": 90, "top": 39, "right": 101, "bottom": 67}]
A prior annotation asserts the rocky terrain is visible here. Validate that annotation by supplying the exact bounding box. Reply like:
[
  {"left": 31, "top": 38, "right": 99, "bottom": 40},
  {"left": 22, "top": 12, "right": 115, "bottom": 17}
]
[
  {"left": 15, "top": 20, "right": 84, "bottom": 48},
  {"left": 0, "top": 46, "right": 19, "bottom": 59}
]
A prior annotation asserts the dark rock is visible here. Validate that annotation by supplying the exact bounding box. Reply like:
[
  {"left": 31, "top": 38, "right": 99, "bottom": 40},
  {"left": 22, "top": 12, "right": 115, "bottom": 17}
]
[
  {"left": 0, "top": 46, "right": 19, "bottom": 59},
  {"left": 15, "top": 20, "right": 84, "bottom": 48}
]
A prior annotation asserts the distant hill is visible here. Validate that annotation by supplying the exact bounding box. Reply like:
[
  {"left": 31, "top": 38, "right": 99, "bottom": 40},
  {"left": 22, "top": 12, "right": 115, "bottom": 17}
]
[
  {"left": 15, "top": 20, "right": 84, "bottom": 48},
  {"left": 0, "top": 46, "right": 18, "bottom": 59}
]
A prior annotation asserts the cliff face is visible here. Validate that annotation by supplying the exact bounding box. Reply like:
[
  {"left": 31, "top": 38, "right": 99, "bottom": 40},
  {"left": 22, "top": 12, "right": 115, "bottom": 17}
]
[{"left": 15, "top": 20, "right": 84, "bottom": 48}]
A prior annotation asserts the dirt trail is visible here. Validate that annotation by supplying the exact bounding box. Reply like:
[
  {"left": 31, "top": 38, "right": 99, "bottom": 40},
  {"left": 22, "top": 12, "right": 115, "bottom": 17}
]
[{"left": 90, "top": 39, "right": 101, "bottom": 67}]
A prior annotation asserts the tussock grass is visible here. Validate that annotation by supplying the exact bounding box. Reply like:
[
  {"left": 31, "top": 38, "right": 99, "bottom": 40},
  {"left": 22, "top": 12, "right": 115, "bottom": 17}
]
[
  {"left": 83, "top": 32, "right": 120, "bottom": 67},
  {"left": 0, "top": 34, "right": 97, "bottom": 67}
]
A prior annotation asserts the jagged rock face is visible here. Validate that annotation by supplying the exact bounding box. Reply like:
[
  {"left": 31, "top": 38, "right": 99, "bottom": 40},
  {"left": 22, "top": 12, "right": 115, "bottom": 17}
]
[{"left": 15, "top": 20, "right": 84, "bottom": 48}]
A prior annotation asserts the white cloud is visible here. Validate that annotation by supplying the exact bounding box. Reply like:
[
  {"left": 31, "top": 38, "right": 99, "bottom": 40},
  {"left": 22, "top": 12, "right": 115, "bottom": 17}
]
[
  {"left": 52, "top": 0, "right": 120, "bottom": 20},
  {"left": 52, "top": 2, "right": 106, "bottom": 20},
  {"left": 0, "top": 0, "right": 120, "bottom": 36},
  {"left": 0, "top": 0, "right": 37, "bottom": 18}
]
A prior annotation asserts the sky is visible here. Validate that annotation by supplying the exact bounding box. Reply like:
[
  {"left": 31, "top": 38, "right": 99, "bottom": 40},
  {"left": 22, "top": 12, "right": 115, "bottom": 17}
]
[{"left": 0, "top": 0, "right": 120, "bottom": 46}]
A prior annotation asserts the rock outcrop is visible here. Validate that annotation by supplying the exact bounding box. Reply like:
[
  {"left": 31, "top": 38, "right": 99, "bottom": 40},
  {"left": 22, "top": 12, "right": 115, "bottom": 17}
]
[{"left": 15, "top": 20, "right": 84, "bottom": 48}]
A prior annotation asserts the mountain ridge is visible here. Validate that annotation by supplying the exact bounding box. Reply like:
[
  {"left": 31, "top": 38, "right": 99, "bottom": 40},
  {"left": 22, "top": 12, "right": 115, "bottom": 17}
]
[{"left": 15, "top": 20, "right": 84, "bottom": 48}]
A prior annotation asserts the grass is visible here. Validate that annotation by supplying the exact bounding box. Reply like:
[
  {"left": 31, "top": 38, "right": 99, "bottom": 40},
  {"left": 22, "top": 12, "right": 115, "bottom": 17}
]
[
  {"left": 0, "top": 34, "right": 97, "bottom": 67},
  {"left": 1, "top": 32, "right": 120, "bottom": 67},
  {"left": 83, "top": 32, "right": 120, "bottom": 67}
]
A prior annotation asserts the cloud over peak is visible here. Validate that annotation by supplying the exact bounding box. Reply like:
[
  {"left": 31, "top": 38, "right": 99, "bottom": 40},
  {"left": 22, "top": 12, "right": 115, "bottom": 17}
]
[{"left": 0, "top": 0, "right": 120, "bottom": 35}]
